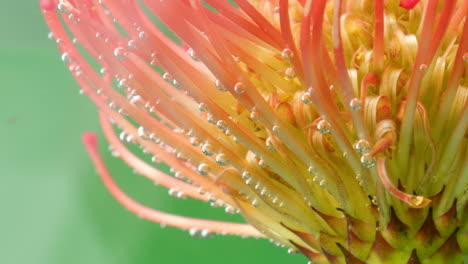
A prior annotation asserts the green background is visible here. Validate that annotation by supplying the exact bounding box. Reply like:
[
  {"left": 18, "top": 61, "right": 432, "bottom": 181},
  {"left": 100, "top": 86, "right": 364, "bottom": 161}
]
[{"left": 0, "top": 2, "right": 305, "bottom": 264}]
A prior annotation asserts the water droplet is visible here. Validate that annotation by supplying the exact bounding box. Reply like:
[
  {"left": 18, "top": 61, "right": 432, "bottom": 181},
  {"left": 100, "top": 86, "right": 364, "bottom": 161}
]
[
  {"left": 361, "top": 153, "right": 376, "bottom": 168},
  {"left": 47, "top": 32, "right": 54, "bottom": 40},
  {"left": 463, "top": 53, "right": 468, "bottom": 62},
  {"left": 198, "top": 163, "right": 210, "bottom": 175},
  {"left": 251, "top": 199, "right": 259, "bottom": 207},
  {"left": 198, "top": 103, "right": 208, "bottom": 112},
  {"left": 354, "top": 139, "right": 371, "bottom": 154},
  {"left": 225, "top": 206, "right": 235, "bottom": 214},
  {"left": 114, "top": 47, "right": 128, "bottom": 60},
  {"left": 100, "top": 67, "right": 107, "bottom": 76},
  {"left": 319, "top": 180, "right": 326, "bottom": 188},
  {"left": 207, "top": 114, "right": 216, "bottom": 124},
  {"left": 307, "top": 166, "right": 316, "bottom": 174},
  {"left": 272, "top": 125, "right": 280, "bottom": 134},
  {"left": 215, "top": 153, "right": 229, "bottom": 166},
  {"left": 118, "top": 78, "right": 129, "bottom": 89},
  {"left": 127, "top": 39, "right": 136, "bottom": 49},
  {"left": 317, "top": 120, "right": 331, "bottom": 134},
  {"left": 313, "top": 175, "right": 320, "bottom": 183},
  {"left": 281, "top": 48, "right": 293, "bottom": 60},
  {"left": 301, "top": 91, "right": 313, "bottom": 104},
  {"left": 57, "top": 2, "right": 71, "bottom": 13},
  {"left": 216, "top": 120, "right": 227, "bottom": 131},
  {"left": 201, "top": 143, "right": 214, "bottom": 156},
  {"left": 250, "top": 110, "right": 259, "bottom": 120},
  {"left": 61, "top": 52, "right": 72, "bottom": 64},
  {"left": 138, "top": 31, "right": 147, "bottom": 40},
  {"left": 68, "top": 13, "right": 79, "bottom": 23},
  {"left": 285, "top": 67, "right": 295, "bottom": 79},
  {"left": 419, "top": 64, "right": 428, "bottom": 72},
  {"left": 241, "top": 171, "right": 251, "bottom": 180},
  {"left": 187, "top": 48, "right": 200, "bottom": 61},
  {"left": 265, "top": 137, "right": 276, "bottom": 150},
  {"left": 234, "top": 82, "right": 245, "bottom": 94},
  {"left": 258, "top": 159, "right": 267, "bottom": 168},
  {"left": 163, "top": 73, "right": 173, "bottom": 82},
  {"left": 349, "top": 98, "right": 362, "bottom": 110},
  {"left": 215, "top": 79, "right": 227, "bottom": 92},
  {"left": 137, "top": 126, "right": 149, "bottom": 140}
]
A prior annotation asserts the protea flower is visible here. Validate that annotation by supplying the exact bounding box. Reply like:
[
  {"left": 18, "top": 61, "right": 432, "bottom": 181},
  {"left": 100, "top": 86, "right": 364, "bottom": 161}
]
[{"left": 40, "top": 0, "right": 467, "bottom": 263}]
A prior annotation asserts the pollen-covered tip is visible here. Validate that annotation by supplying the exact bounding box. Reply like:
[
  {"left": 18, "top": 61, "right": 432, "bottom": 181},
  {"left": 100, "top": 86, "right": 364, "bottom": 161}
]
[
  {"left": 399, "top": 0, "right": 421, "bottom": 10},
  {"left": 40, "top": 0, "right": 55, "bottom": 11}
]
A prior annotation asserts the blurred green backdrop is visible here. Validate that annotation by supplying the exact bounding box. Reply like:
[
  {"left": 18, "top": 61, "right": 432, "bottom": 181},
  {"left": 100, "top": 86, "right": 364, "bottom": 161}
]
[{"left": 0, "top": 2, "right": 305, "bottom": 264}]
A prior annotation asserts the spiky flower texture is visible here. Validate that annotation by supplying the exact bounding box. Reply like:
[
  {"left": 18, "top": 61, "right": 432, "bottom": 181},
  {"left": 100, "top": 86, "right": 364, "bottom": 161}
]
[{"left": 40, "top": 0, "right": 467, "bottom": 263}]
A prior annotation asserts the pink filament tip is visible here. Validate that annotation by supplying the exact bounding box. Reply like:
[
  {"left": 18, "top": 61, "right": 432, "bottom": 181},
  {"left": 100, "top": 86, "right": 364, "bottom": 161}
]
[
  {"left": 40, "top": 0, "right": 56, "bottom": 11},
  {"left": 399, "top": 0, "right": 421, "bottom": 10},
  {"left": 82, "top": 132, "right": 98, "bottom": 148}
]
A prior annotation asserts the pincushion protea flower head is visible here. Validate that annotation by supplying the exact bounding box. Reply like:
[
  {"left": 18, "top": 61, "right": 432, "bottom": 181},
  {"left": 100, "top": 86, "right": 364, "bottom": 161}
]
[{"left": 40, "top": 0, "right": 467, "bottom": 263}]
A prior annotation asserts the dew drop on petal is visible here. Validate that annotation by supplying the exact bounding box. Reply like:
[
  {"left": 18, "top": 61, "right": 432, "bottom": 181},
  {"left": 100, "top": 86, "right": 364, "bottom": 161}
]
[
  {"left": 285, "top": 67, "right": 295, "bottom": 79},
  {"left": 361, "top": 153, "right": 376, "bottom": 168},
  {"left": 201, "top": 143, "right": 214, "bottom": 156},
  {"left": 354, "top": 139, "right": 371, "bottom": 154},
  {"left": 197, "top": 163, "right": 210, "bottom": 176},
  {"left": 281, "top": 48, "right": 293, "bottom": 60},
  {"left": 114, "top": 47, "right": 128, "bottom": 60},
  {"left": 419, "top": 64, "right": 428, "bottom": 72},
  {"left": 234, "top": 82, "right": 245, "bottom": 94},
  {"left": 215, "top": 153, "right": 229, "bottom": 166},
  {"left": 215, "top": 79, "right": 227, "bottom": 91},
  {"left": 301, "top": 91, "right": 313, "bottom": 104},
  {"left": 163, "top": 72, "right": 173, "bottom": 82},
  {"left": 349, "top": 98, "right": 362, "bottom": 110},
  {"left": 272, "top": 125, "right": 280, "bottom": 134},
  {"left": 61, "top": 52, "right": 72, "bottom": 64},
  {"left": 265, "top": 137, "right": 276, "bottom": 150},
  {"left": 138, "top": 31, "right": 147, "bottom": 40},
  {"left": 127, "top": 40, "right": 136, "bottom": 49},
  {"left": 216, "top": 120, "right": 227, "bottom": 131},
  {"left": 317, "top": 120, "right": 331, "bottom": 134}
]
